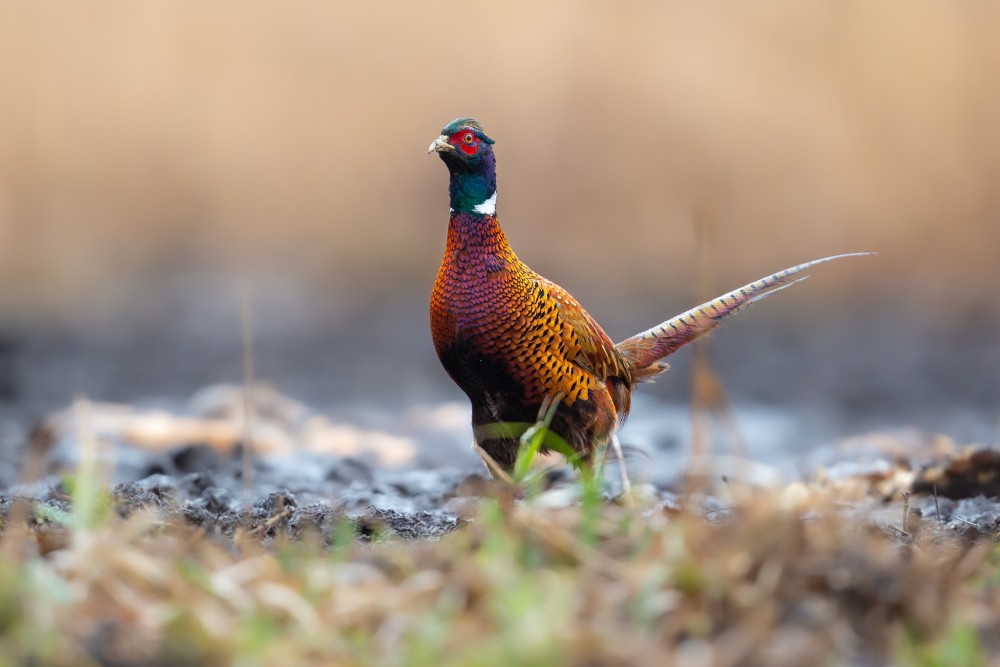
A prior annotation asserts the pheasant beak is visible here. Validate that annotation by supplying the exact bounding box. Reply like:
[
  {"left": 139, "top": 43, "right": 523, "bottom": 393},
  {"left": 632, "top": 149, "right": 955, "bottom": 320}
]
[{"left": 428, "top": 135, "right": 455, "bottom": 154}]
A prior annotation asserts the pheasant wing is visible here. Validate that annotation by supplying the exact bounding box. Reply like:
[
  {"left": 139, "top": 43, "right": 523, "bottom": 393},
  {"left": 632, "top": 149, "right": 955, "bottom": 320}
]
[{"left": 540, "top": 280, "right": 627, "bottom": 382}]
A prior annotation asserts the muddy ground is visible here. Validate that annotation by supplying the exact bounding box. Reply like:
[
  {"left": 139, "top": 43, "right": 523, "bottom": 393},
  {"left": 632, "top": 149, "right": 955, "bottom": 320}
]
[
  {"left": 1, "top": 303, "right": 999, "bottom": 541},
  {"left": 2, "top": 394, "right": 1000, "bottom": 542}
]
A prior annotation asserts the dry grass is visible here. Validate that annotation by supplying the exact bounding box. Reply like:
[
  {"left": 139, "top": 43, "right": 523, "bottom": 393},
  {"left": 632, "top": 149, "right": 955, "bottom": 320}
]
[
  {"left": 1, "top": 473, "right": 998, "bottom": 667},
  {"left": 1, "top": 2, "right": 998, "bottom": 323}
]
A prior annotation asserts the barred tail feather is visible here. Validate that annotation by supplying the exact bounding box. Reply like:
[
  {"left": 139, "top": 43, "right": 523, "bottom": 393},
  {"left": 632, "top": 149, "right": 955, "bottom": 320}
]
[{"left": 615, "top": 252, "right": 874, "bottom": 380}]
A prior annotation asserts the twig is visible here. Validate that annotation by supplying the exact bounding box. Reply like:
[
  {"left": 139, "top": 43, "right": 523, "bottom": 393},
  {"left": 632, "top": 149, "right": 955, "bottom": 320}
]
[
  {"left": 687, "top": 204, "right": 747, "bottom": 496},
  {"left": 240, "top": 282, "right": 256, "bottom": 514},
  {"left": 474, "top": 442, "right": 516, "bottom": 486},
  {"left": 249, "top": 507, "right": 294, "bottom": 538},
  {"left": 901, "top": 491, "right": 910, "bottom": 533},
  {"left": 609, "top": 433, "right": 634, "bottom": 507},
  {"left": 933, "top": 483, "right": 942, "bottom": 524},
  {"left": 702, "top": 506, "right": 736, "bottom": 517},
  {"left": 886, "top": 524, "right": 912, "bottom": 539}
]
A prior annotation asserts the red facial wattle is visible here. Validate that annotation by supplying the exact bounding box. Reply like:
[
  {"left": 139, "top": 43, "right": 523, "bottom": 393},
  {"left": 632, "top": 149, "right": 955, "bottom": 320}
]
[{"left": 450, "top": 130, "right": 479, "bottom": 156}]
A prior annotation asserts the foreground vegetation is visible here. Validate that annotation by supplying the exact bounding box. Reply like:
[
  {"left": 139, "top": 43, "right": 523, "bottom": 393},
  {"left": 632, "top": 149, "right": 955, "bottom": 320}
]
[{"left": 0, "top": 466, "right": 998, "bottom": 667}]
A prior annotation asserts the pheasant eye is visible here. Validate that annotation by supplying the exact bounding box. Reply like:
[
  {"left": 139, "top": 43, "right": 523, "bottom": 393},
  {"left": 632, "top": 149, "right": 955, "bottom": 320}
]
[{"left": 462, "top": 133, "right": 476, "bottom": 144}]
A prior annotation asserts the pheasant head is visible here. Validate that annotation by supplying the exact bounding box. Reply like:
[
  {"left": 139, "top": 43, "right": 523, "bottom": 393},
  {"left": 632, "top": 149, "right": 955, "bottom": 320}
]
[{"left": 428, "top": 118, "right": 498, "bottom": 215}]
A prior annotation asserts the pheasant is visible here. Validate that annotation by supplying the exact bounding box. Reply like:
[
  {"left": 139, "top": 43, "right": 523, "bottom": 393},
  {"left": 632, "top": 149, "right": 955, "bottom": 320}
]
[{"left": 428, "top": 118, "right": 868, "bottom": 473}]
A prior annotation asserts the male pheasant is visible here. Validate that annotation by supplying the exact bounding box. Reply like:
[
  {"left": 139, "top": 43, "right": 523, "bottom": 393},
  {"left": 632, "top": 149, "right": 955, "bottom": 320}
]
[{"left": 429, "top": 118, "right": 868, "bottom": 473}]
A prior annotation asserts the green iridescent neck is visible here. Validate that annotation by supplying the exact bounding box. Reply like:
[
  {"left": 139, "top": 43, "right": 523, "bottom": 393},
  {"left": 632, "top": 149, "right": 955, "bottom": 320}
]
[{"left": 447, "top": 151, "right": 497, "bottom": 215}]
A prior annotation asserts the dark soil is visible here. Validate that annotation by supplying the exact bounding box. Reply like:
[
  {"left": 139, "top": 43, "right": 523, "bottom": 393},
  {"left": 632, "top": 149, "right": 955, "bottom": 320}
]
[
  {"left": 3, "top": 422, "right": 1000, "bottom": 543},
  {"left": 2, "top": 443, "right": 478, "bottom": 543}
]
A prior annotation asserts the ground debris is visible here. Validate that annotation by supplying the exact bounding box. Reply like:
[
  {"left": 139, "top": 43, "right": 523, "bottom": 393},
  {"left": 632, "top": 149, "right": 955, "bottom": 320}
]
[
  {"left": 912, "top": 445, "right": 1000, "bottom": 499},
  {"left": 4, "top": 392, "right": 1000, "bottom": 664},
  {"left": 1, "top": 441, "right": 999, "bottom": 666},
  {"left": 355, "top": 506, "right": 459, "bottom": 541}
]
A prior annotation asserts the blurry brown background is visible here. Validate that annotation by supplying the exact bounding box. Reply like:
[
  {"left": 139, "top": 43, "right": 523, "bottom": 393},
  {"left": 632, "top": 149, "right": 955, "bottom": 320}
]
[{"left": 0, "top": 1, "right": 998, "bottom": 443}]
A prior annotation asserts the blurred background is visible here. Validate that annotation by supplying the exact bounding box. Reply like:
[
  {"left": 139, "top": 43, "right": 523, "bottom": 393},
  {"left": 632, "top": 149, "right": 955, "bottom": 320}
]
[{"left": 1, "top": 1, "right": 998, "bottom": 472}]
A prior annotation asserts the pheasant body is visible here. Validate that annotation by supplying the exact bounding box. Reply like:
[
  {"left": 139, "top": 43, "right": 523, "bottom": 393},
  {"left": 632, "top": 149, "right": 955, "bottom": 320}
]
[
  {"left": 429, "top": 118, "right": 868, "bottom": 471},
  {"left": 431, "top": 207, "right": 629, "bottom": 469}
]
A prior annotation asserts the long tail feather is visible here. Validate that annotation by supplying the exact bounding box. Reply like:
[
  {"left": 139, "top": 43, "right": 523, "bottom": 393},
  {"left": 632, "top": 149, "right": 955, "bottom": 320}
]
[{"left": 616, "top": 252, "right": 874, "bottom": 379}]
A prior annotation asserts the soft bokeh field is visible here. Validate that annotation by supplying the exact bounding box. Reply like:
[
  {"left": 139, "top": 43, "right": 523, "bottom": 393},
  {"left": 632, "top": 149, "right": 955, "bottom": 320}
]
[
  {"left": 2, "top": 1, "right": 998, "bottom": 313},
  {"left": 1, "top": 1, "right": 998, "bottom": 441}
]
